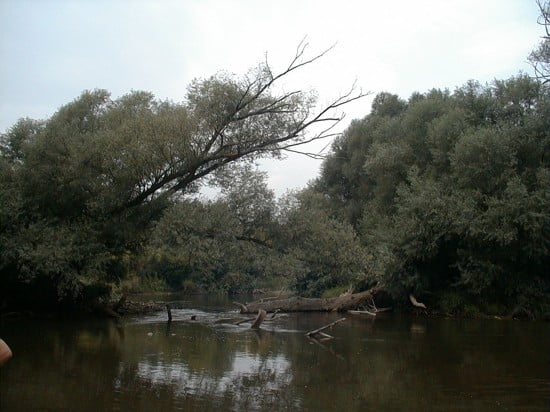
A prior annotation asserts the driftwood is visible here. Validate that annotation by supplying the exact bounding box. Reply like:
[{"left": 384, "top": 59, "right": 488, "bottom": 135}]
[
  {"left": 235, "top": 285, "right": 382, "bottom": 314},
  {"left": 348, "top": 309, "right": 377, "bottom": 317},
  {"left": 235, "top": 316, "right": 256, "bottom": 325},
  {"left": 250, "top": 309, "right": 267, "bottom": 329},
  {"left": 306, "top": 318, "right": 346, "bottom": 338},
  {"left": 349, "top": 295, "right": 393, "bottom": 317},
  {"left": 234, "top": 309, "right": 283, "bottom": 326}
]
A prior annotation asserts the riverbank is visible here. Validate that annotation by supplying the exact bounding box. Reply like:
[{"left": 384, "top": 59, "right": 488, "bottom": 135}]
[{"left": 2, "top": 289, "right": 548, "bottom": 321}]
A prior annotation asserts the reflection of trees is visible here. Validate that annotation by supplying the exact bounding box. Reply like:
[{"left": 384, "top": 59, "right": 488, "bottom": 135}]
[
  {"left": 123, "top": 315, "right": 548, "bottom": 410},
  {"left": 282, "top": 315, "right": 550, "bottom": 411},
  {"left": 2, "top": 315, "right": 548, "bottom": 411},
  {"left": 0, "top": 318, "right": 125, "bottom": 411},
  {"left": 114, "top": 322, "right": 300, "bottom": 410}
]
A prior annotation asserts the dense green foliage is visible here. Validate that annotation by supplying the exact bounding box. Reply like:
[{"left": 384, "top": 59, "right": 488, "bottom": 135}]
[
  {"left": 0, "top": 51, "right": 363, "bottom": 309},
  {"left": 143, "top": 166, "right": 369, "bottom": 297},
  {"left": 144, "top": 166, "right": 283, "bottom": 294},
  {"left": 1, "top": 30, "right": 549, "bottom": 317},
  {"left": 315, "top": 76, "right": 550, "bottom": 316}
]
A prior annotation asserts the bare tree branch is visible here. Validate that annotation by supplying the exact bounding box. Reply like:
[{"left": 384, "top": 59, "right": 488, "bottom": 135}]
[
  {"left": 530, "top": 1, "right": 550, "bottom": 84},
  {"left": 112, "top": 45, "right": 369, "bottom": 213}
]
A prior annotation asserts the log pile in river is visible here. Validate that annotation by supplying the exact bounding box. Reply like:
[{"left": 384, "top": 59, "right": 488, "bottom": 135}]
[{"left": 234, "top": 285, "right": 382, "bottom": 314}]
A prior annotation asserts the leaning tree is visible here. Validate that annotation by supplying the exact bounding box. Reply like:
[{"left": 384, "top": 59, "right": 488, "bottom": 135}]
[{"left": 0, "top": 43, "right": 367, "bottom": 307}]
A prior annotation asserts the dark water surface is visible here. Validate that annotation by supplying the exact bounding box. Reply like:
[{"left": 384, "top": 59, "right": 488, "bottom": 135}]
[{"left": 1, "top": 295, "right": 548, "bottom": 411}]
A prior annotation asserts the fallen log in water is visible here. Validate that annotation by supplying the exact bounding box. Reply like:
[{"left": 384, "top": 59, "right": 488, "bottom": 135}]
[{"left": 234, "top": 285, "right": 382, "bottom": 314}]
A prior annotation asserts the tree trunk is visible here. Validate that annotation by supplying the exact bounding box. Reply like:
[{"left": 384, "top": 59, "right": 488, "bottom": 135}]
[{"left": 236, "top": 286, "right": 382, "bottom": 314}]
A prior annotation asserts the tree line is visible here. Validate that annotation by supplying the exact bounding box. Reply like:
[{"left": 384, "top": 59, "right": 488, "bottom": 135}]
[
  {"left": 0, "top": 45, "right": 365, "bottom": 310},
  {"left": 1, "top": 4, "right": 549, "bottom": 317}
]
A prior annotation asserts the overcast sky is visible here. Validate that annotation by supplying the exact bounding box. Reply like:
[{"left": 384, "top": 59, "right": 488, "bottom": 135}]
[{"left": 0, "top": 0, "right": 542, "bottom": 196}]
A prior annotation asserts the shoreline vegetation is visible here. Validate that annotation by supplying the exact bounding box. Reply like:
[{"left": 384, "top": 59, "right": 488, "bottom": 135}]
[
  {"left": 1, "top": 289, "right": 546, "bottom": 322},
  {"left": 1, "top": 8, "right": 550, "bottom": 319}
]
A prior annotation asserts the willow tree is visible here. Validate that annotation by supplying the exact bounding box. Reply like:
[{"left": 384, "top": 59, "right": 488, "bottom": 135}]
[
  {"left": 0, "top": 44, "right": 366, "bottom": 308},
  {"left": 317, "top": 75, "right": 549, "bottom": 316}
]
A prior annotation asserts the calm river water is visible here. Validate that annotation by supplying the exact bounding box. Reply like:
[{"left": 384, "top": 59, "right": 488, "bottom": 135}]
[{"left": 0, "top": 295, "right": 548, "bottom": 411}]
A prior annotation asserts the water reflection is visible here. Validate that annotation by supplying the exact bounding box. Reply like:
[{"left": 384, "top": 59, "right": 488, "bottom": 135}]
[
  {"left": 133, "top": 351, "right": 293, "bottom": 409},
  {"left": 1, "top": 299, "right": 549, "bottom": 411}
]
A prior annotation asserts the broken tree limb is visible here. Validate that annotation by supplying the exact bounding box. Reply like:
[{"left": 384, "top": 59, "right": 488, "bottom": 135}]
[
  {"left": 348, "top": 309, "right": 377, "bottom": 317},
  {"left": 235, "top": 316, "right": 257, "bottom": 325},
  {"left": 306, "top": 317, "right": 346, "bottom": 337},
  {"left": 250, "top": 309, "right": 267, "bottom": 329},
  {"left": 234, "top": 310, "right": 285, "bottom": 326},
  {"left": 409, "top": 294, "right": 427, "bottom": 309},
  {"left": 237, "top": 285, "right": 383, "bottom": 314},
  {"left": 314, "top": 331, "right": 334, "bottom": 339},
  {"left": 349, "top": 302, "right": 392, "bottom": 317}
]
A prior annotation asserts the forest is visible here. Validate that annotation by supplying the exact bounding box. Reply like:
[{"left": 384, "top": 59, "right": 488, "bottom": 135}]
[{"left": 1, "top": 7, "right": 549, "bottom": 319}]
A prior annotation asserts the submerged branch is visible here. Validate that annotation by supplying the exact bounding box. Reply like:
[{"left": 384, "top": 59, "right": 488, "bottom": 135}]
[{"left": 306, "top": 317, "right": 346, "bottom": 337}]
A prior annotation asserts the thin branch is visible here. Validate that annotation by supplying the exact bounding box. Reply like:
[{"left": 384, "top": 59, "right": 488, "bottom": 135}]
[
  {"left": 305, "top": 317, "right": 346, "bottom": 337},
  {"left": 282, "top": 148, "right": 327, "bottom": 159},
  {"left": 111, "top": 45, "right": 368, "bottom": 214}
]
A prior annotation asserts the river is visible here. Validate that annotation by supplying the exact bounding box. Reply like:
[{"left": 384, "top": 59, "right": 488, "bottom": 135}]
[{"left": 1, "top": 295, "right": 548, "bottom": 411}]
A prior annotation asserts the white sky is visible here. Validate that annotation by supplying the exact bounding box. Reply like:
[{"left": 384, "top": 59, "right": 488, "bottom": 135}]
[{"left": 0, "top": 0, "right": 542, "bottom": 196}]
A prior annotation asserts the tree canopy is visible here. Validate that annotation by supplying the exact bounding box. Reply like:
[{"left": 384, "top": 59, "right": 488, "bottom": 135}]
[
  {"left": 0, "top": 45, "right": 365, "bottom": 308},
  {"left": 2, "top": 28, "right": 549, "bottom": 319},
  {"left": 314, "top": 75, "right": 549, "bottom": 316}
]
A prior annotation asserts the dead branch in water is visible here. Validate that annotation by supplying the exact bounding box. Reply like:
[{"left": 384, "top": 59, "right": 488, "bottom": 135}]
[
  {"left": 234, "top": 309, "right": 284, "bottom": 325},
  {"left": 348, "top": 309, "right": 377, "bottom": 317},
  {"left": 250, "top": 309, "right": 267, "bottom": 329},
  {"left": 305, "top": 317, "right": 346, "bottom": 338}
]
